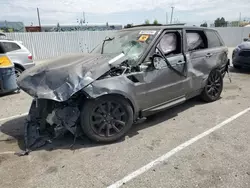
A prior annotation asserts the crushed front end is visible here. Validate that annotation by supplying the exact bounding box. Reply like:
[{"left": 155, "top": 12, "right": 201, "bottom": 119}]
[{"left": 24, "top": 92, "right": 86, "bottom": 152}]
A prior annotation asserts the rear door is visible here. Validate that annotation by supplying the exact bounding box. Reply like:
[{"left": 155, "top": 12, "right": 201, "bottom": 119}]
[{"left": 184, "top": 29, "right": 228, "bottom": 92}]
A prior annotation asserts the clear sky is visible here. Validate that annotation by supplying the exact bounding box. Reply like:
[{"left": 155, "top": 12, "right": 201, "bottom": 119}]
[{"left": 1, "top": 0, "right": 250, "bottom": 26}]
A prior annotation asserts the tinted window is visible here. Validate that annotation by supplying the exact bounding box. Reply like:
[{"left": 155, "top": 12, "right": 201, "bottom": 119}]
[
  {"left": 1, "top": 42, "right": 21, "bottom": 52},
  {"left": 205, "top": 30, "right": 223, "bottom": 48},
  {"left": 186, "top": 31, "right": 207, "bottom": 51}
]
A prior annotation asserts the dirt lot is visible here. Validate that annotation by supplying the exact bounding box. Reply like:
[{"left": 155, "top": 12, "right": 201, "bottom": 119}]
[{"left": 0, "top": 66, "right": 250, "bottom": 188}]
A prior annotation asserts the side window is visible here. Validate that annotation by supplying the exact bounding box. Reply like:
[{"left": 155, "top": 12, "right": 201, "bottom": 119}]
[
  {"left": 186, "top": 30, "right": 207, "bottom": 51},
  {"left": 157, "top": 32, "right": 181, "bottom": 56},
  {"left": 2, "top": 42, "right": 21, "bottom": 52},
  {"left": 205, "top": 30, "right": 223, "bottom": 48}
]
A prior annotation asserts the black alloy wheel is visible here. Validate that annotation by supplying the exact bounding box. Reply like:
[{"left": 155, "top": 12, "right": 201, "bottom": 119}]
[
  {"left": 201, "top": 69, "right": 223, "bottom": 102},
  {"left": 90, "top": 101, "right": 127, "bottom": 137},
  {"left": 81, "top": 95, "right": 133, "bottom": 142}
]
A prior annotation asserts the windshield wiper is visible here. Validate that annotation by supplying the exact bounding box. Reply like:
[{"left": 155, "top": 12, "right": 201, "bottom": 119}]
[{"left": 101, "top": 37, "right": 114, "bottom": 54}]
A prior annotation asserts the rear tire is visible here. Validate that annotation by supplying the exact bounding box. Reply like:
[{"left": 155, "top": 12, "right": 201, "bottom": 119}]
[
  {"left": 200, "top": 69, "right": 223, "bottom": 102},
  {"left": 80, "top": 95, "right": 133, "bottom": 143},
  {"left": 15, "top": 66, "right": 23, "bottom": 78}
]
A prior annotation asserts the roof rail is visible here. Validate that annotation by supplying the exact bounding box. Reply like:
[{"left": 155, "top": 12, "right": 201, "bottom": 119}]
[
  {"left": 129, "top": 23, "right": 186, "bottom": 28},
  {"left": 130, "top": 24, "right": 163, "bottom": 28},
  {"left": 163, "top": 23, "right": 186, "bottom": 26}
]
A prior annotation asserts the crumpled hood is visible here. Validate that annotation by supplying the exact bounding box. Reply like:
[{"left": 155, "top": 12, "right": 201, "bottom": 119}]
[
  {"left": 17, "top": 53, "right": 117, "bottom": 101},
  {"left": 238, "top": 41, "right": 250, "bottom": 49}
]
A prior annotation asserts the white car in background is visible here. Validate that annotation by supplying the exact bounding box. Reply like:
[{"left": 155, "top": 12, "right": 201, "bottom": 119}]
[{"left": 0, "top": 38, "right": 35, "bottom": 78}]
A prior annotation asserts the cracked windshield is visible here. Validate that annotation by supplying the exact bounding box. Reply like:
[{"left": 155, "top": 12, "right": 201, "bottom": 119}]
[
  {"left": 1, "top": 0, "right": 250, "bottom": 188},
  {"left": 92, "top": 30, "right": 159, "bottom": 65}
]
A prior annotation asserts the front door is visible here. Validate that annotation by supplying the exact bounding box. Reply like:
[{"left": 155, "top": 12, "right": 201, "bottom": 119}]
[{"left": 142, "top": 30, "right": 190, "bottom": 109}]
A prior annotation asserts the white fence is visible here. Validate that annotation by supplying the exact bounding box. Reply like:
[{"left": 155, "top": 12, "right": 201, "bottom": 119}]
[
  {"left": 5, "top": 31, "right": 115, "bottom": 60},
  {"left": 216, "top": 27, "right": 250, "bottom": 47},
  {"left": 4, "top": 27, "right": 250, "bottom": 60}
]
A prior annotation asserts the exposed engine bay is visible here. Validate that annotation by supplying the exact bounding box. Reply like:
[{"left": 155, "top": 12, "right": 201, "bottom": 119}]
[{"left": 99, "top": 61, "right": 139, "bottom": 79}]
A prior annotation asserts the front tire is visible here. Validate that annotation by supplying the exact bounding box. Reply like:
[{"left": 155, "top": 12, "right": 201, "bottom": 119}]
[
  {"left": 200, "top": 69, "right": 223, "bottom": 102},
  {"left": 80, "top": 95, "right": 133, "bottom": 143}
]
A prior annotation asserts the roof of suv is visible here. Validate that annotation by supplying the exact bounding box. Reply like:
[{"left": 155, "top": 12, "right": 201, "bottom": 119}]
[{"left": 122, "top": 25, "right": 217, "bottom": 32}]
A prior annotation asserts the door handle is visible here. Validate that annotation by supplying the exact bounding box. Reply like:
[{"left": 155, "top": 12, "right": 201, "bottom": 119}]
[
  {"left": 176, "top": 61, "right": 185, "bottom": 65},
  {"left": 205, "top": 53, "right": 213, "bottom": 58}
]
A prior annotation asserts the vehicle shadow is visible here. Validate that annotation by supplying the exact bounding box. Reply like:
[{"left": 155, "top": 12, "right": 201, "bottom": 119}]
[
  {"left": 0, "top": 116, "right": 99, "bottom": 152},
  {"left": 229, "top": 66, "right": 250, "bottom": 74},
  {"left": 0, "top": 97, "right": 205, "bottom": 153}
]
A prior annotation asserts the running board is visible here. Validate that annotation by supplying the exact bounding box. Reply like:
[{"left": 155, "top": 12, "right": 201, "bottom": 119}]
[{"left": 141, "top": 97, "right": 186, "bottom": 117}]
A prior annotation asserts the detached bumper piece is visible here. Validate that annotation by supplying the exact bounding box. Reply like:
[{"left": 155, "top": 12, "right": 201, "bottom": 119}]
[{"left": 21, "top": 98, "right": 82, "bottom": 155}]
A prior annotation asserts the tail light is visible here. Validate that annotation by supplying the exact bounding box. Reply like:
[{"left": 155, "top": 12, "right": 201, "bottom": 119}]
[
  {"left": 28, "top": 54, "right": 33, "bottom": 60},
  {"left": 0, "top": 56, "right": 13, "bottom": 67}
]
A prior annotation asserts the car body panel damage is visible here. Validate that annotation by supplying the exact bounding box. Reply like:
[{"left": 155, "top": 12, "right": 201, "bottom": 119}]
[
  {"left": 24, "top": 97, "right": 83, "bottom": 151},
  {"left": 17, "top": 53, "right": 121, "bottom": 102},
  {"left": 17, "top": 26, "right": 229, "bottom": 153}
]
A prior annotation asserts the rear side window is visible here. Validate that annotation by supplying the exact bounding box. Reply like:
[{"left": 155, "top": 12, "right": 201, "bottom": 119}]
[
  {"left": 1, "top": 42, "right": 21, "bottom": 52},
  {"left": 186, "top": 30, "right": 208, "bottom": 51},
  {"left": 205, "top": 30, "right": 223, "bottom": 48}
]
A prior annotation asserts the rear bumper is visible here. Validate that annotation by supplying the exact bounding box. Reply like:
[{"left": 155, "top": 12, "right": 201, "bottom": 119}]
[
  {"left": 22, "top": 62, "right": 35, "bottom": 70},
  {"left": 220, "top": 59, "right": 230, "bottom": 77}
]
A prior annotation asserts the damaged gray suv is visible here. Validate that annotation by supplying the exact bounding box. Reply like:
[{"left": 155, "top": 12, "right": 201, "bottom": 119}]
[{"left": 18, "top": 25, "right": 229, "bottom": 149}]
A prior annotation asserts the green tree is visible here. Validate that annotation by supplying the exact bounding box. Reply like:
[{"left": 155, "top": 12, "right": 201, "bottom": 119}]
[
  {"left": 153, "top": 19, "right": 159, "bottom": 25},
  {"left": 214, "top": 17, "right": 228, "bottom": 27},
  {"left": 56, "top": 22, "right": 61, "bottom": 32},
  {"left": 124, "top": 23, "right": 133, "bottom": 28},
  {"left": 200, "top": 22, "right": 208, "bottom": 27},
  {"left": 145, "top": 19, "right": 150, "bottom": 24}
]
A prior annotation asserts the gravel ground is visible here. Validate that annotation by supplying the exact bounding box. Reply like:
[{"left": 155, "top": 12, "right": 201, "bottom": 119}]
[{"left": 1, "top": 49, "right": 250, "bottom": 188}]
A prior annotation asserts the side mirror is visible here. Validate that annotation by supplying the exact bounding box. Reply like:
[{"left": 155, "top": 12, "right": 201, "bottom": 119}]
[
  {"left": 243, "top": 38, "right": 249, "bottom": 42},
  {"left": 151, "top": 54, "right": 167, "bottom": 69}
]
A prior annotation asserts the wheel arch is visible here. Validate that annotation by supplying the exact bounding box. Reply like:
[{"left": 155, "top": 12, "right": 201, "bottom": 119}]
[
  {"left": 201, "top": 67, "right": 222, "bottom": 87},
  {"left": 14, "top": 63, "right": 25, "bottom": 71},
  {"left": 82, "top": 86, "right": 140, "bottom": 121}
]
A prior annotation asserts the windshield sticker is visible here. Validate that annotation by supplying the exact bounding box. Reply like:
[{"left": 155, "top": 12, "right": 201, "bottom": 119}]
[
  {"left": 138, "top": 35, "right": 149, "bottom": 42},
  {"left": 139, "top": 30, "right": 156, "bottom": 35}
]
